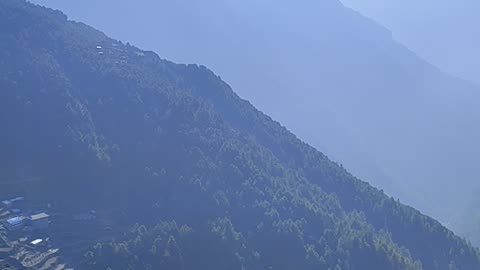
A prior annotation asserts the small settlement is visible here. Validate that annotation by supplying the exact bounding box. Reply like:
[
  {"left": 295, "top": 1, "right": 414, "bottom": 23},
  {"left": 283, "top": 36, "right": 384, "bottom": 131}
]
[{"left": 0, "top": 196, "right": 71, "bottom": 270}]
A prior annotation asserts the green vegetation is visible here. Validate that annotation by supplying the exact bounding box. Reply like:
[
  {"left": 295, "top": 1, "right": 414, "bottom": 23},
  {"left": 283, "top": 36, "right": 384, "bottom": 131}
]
[{"left": 0, "top": 0, "right": 479, "bottom": 269}]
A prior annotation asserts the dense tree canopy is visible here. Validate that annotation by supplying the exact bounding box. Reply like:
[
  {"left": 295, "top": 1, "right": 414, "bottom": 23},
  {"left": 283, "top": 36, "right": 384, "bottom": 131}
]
[{"left": 0, "top": 1, "right": 479, "bottom": 269}]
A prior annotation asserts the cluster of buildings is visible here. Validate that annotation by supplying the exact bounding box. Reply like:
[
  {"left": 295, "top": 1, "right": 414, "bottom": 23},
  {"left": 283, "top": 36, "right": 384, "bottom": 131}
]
[
  {"left": 1, "top": 197, "right": 50, "bottom": 232},
  {"left": 1, "top": 195, "right": 100, "bottom": 269},
  {"left": 0, "top": 196, "right": 62, "bottom": 270},
  {"left": 94, "top": 41, "right": 151, "bottom": 66}
]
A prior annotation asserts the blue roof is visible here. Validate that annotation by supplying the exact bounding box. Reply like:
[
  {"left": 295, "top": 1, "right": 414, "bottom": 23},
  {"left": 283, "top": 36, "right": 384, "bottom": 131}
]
[{"left": 6, "top": 217, "right": 23, "bottom": 225}]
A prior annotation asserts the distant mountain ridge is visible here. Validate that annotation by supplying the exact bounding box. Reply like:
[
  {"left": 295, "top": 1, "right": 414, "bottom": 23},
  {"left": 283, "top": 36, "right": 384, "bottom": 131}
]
[
  {"left": 341, "top": 0, "right": 480, "bottom": 85},
  {"left": 1, "top": 0, "right": 480, "bottom": 269}
]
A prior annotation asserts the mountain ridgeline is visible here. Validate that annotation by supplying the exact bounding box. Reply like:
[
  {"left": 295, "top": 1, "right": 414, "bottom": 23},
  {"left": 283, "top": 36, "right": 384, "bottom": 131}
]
[
  {"left": 340, "top": 0, "right": 480, "bottom": 85},
  {"left": 1, "top": 1, "right": 479, "bottom": 269}
]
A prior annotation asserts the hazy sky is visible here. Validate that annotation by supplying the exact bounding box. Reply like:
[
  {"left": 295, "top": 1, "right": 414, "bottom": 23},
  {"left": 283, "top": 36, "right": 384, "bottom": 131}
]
[{"left": 341, "top": 0, "right": 480, "bottom": 84}]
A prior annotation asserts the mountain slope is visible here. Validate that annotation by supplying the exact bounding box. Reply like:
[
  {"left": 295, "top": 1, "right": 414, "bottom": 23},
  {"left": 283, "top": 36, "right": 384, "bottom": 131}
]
[
  {"left": 1, "top": 1, "right": 479, "bottom": 269},
  {"left": 27, "top": 0, "right": 480, "bottom": 229}
]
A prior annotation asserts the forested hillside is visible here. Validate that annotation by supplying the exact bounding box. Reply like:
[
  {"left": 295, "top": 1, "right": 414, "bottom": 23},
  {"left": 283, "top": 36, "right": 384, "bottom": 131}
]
[
  {"left": 1, "top": 1, "right": 479, "bottom": 269},
  {"left": 28, "top": 0, "right": 480, "bottom": 231}
]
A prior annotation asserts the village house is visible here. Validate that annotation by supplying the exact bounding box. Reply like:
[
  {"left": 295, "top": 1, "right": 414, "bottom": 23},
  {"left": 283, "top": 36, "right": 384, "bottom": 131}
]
[
  {"left": 29, "top": 213, "right": 50, "bottom": 230},
  {"left": 4, "top": 216, "right": 25, "bottom": 231}
]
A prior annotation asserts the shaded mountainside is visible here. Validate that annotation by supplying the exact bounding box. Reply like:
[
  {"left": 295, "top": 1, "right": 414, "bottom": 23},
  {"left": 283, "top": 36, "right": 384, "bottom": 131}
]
[
  {"left": 27, "top": 0, "right": 480, "bottom": 229},
  {"left": 1, "top": 1, "right": 479, "bottom": 269}
]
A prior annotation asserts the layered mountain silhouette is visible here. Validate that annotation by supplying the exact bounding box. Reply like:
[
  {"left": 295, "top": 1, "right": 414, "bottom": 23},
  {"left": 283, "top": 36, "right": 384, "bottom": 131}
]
[
  {"left": 341, "top": 0, "right": 480, "bottom": 85},
  {"left": 1, "top": 0, "right": 480, "bottom": 269}
]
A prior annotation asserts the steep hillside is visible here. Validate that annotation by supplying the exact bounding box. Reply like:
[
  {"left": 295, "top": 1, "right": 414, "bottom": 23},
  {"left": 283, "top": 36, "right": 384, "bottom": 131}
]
[
  {"left": 27, "top": 0, "right": 480, "bottom": 229},
  {"left": 1, "top": 1, "right": 479, "bottom": 269}
]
